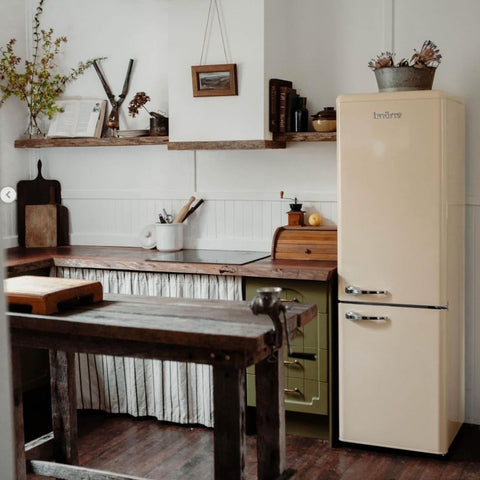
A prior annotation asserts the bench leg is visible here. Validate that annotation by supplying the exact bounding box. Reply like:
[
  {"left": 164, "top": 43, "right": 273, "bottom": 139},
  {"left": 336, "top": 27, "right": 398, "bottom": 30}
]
[
  {"left": 255, "top": 348, "right": 286, "bottom": 480},
  {"left": 49, "top": 350, "right": 78, "bottom": 465},
  {"left": 213, "top": 365, "right": 246, "bottom": 480}
]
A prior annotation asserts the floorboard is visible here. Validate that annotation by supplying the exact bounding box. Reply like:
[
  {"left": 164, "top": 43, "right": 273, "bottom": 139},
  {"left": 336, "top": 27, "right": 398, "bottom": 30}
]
[{"left": 26, "top": 410, "right": 480, "bottom": 480}]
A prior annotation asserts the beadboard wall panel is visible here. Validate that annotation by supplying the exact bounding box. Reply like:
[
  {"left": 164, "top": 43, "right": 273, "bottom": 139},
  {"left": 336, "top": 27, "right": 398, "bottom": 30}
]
[
  {"left": 61, "top": 195, "right": 337, "bottom": 251},
  {"left": 465, "top": 205, "right": 480, "bottom": 425}
]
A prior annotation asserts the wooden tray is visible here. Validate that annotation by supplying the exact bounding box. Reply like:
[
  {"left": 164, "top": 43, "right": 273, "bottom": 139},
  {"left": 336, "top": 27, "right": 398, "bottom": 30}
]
[{"left": 5, "top": 276, "right": 103, "bottom": 314}]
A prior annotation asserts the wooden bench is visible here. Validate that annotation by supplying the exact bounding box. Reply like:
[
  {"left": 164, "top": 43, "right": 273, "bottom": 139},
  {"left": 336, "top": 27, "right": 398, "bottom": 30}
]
[{"left": 9, "top": 293, "right": 317, "bottom": 480}]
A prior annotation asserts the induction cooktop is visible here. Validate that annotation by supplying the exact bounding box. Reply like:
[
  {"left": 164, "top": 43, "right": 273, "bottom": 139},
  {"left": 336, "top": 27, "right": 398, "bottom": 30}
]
[{"left": 147, "top": 249, "right": 270, "bottom": 265}]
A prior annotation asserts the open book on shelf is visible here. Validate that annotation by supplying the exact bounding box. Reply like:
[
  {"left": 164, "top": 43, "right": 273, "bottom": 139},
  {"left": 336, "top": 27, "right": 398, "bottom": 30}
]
[{"left": 47, "top": 99, "right": 107, "bottom": 138}]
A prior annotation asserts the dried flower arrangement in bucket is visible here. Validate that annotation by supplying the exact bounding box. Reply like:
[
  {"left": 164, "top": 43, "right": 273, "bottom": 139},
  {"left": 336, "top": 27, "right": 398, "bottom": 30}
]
[
  {"left": 368, "top": 40, "right": 442, "bottom": 92},
  {"left": 128, "top": 92, "right": 168, "bottom": 136},
  {"left": 0, "top": 0, "right": 103, "bottom": 138}
]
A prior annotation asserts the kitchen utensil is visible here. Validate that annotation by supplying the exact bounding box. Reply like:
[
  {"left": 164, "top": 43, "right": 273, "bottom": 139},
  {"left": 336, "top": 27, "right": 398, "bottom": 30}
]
[
  {"left": 182, "top": 199, "right": 204, "bottom": 221},
  {"left": 16, "top": 160, "right": 68, "bottom": 247},
  {"left": 250, "top": 287, "right": 316, "bottom": 361},
  {"left": 172, "top": 196, "right": 195, "bottom": 223},
  {"left": 162, "top": 209, "right": 173, "bottom": 223}
]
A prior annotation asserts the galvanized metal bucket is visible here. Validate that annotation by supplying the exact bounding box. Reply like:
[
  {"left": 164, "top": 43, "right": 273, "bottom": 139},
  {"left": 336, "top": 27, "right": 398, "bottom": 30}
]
[{"left": 374, "top": 66, "right": 436, "bottom": 92}]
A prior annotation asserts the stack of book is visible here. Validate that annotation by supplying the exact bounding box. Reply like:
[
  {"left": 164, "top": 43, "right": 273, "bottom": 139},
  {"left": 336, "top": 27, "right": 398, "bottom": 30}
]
[{"left": 269, "top": 79, "right": 306, "bottom": 134}]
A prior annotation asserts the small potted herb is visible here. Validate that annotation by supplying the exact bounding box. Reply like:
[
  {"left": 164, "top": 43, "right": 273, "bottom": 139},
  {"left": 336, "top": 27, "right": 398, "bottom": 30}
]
[
  {"left": 368, "top": 40, "right": 442, "bottom": 92},
  {"left": 128, "top": 91, "right": 168, "bottom": 136}
]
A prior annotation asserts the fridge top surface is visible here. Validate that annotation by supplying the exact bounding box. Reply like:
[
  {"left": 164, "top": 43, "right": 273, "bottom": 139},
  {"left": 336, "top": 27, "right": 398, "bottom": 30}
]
[{"left": 337, "top": 89, "right": 463, "bottom": 105}]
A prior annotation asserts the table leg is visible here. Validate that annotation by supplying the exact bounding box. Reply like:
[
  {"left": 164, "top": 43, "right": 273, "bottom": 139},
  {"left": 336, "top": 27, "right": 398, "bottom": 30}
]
[
  {"left": 12, "top": 346, "right": 26, "bottom": 480},
  {"left": 213, "top": 365, "right": 246, "bottom": 480},
  {"left": 255, "top": 348, "right": 286, "bottom": 480},
  {"left": 49, "top": 350, "right": 78, "bottom": 465}
]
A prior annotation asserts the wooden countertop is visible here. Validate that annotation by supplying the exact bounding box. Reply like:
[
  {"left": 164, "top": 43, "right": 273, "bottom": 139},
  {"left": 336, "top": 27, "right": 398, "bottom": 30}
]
[{"left": 5, "top": 246, "right": 337, "bottom": 282}]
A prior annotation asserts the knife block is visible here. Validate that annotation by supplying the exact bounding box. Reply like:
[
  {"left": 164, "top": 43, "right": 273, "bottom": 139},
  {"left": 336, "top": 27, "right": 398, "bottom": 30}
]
[{"left": 25, "top": 204, "right": 69, "bottom": 247}]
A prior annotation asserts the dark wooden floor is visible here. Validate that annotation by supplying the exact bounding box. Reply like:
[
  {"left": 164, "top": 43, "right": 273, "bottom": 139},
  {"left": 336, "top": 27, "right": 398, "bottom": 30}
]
[{"left": 27, "top": 410, "right": 480, "bottom": 480}]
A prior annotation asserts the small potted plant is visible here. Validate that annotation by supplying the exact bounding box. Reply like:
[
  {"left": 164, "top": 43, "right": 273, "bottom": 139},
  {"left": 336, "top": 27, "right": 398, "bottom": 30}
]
[
  {"left": 128, "top": 91, "right": 168, "bottom": 136},
  {"left": 0, "top": 0, "right": 103, "bottom": 137},
  {"left": 368, "top": 40, "right": 442, "bottom": 92}
]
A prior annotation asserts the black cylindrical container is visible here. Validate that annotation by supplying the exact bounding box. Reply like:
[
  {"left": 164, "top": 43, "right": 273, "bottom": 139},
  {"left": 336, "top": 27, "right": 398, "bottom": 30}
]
[{"left": 293, "top": 97, "right": 309, "bottom": 132}]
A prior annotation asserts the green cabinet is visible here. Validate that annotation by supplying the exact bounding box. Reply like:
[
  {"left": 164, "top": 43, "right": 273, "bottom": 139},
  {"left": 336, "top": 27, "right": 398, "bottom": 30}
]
[{"left": 245, "top": 277, "right": 334, "bottom": 417}]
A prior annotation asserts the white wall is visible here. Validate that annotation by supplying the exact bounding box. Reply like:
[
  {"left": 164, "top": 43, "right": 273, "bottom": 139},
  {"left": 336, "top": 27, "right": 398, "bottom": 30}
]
[
  {"left": 2, "top": 0, "right": 480, "bottom": 425},
  {"left": 169, "top": 0, "right": 265, "bottom": 142},
  {"left": 0, "top": 1, "right": 24, "bottom": 476},
  {"left": 0, "top": 0, "right": 30, "bottom": 245}
]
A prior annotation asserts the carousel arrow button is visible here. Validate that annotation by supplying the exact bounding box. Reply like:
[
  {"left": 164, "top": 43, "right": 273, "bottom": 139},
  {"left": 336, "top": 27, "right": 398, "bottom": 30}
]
[{"left": 0, "top": 187, "right": 17, "bottom": 203}]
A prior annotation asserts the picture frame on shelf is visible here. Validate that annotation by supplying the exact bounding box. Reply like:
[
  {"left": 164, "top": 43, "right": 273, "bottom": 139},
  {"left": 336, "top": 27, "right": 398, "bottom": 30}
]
[{"left": 191, "top": 64, "right": 238, "bottom": 97}]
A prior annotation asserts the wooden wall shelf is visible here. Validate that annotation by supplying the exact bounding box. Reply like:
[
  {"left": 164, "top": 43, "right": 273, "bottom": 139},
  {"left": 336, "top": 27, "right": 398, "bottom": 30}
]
[
  {"left": 167, "top": 140, "right": 286, "bottom": 150},
  {"left": 14, "top": 136, "right": 169, "bottom": 149},
  {"left": 273, "top": 131, "right": 336, "bottom": 142},
  {"left": 14, "top": 131, "right": 336, "bottom": 150}
]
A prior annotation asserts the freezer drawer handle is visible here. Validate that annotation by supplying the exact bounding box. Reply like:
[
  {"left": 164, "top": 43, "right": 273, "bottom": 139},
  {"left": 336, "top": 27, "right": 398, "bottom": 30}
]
[
  {"left": 345, "top": 285, "right": 388, "bottom": 296},
  {"left": 346, "top": 311, "right": 389, "bottom": 321}
]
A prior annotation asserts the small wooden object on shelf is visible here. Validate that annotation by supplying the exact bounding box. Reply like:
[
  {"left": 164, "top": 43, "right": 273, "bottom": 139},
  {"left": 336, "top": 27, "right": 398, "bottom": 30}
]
[{"left": 287, "top": 210, "right": 305, "bottom": 226}]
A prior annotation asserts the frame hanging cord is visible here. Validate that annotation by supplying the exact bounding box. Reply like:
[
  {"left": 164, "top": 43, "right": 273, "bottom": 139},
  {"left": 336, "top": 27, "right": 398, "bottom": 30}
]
[{"left": 199, "top": 0, "right": 229, "bottom": 65}]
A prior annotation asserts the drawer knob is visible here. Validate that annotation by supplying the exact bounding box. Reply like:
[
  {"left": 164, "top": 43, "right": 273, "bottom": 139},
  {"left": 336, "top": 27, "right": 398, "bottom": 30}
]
[{"left": 304, "top": 248, "right": 311, "bottom": 254}]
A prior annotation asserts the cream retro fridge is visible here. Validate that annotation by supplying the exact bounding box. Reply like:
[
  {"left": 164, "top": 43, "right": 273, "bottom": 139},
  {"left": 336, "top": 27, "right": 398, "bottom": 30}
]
[{"left": 336, "top": 90, "right": 465, "bottom": 454}]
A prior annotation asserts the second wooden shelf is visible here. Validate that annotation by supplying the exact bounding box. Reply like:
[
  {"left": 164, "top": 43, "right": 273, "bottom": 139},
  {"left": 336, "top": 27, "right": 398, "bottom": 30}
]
[{"left": 14, "top": 131, "right": 336, "bottom": 149}]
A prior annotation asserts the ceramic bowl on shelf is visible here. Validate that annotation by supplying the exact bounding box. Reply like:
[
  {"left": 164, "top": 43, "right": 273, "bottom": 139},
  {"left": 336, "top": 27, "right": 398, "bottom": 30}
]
[{"left": 311, "top": 107, "right": 336, "bottom": 132}]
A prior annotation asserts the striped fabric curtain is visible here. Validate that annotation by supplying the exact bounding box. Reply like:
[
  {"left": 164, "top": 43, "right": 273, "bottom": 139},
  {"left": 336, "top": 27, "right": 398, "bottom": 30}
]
[{"left": 53, "top": 267, "right": 242, "bottom": 427}]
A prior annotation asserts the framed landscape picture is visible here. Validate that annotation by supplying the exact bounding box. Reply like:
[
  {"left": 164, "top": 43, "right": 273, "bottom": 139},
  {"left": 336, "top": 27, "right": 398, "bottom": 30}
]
[{"left": 191, "top": 64, "right": 238, "bottom": 97}]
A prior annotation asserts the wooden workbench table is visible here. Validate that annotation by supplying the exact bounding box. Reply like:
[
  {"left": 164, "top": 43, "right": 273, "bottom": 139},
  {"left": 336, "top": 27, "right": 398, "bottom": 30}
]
[{"left": 9, "top": 293, "right": 317, "bottom": 480}]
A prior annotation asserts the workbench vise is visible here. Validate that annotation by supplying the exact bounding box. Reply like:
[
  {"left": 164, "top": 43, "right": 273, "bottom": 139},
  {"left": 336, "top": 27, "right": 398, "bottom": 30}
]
[{"left": 250, "top": 287, "right": 317, "bottom": 361}]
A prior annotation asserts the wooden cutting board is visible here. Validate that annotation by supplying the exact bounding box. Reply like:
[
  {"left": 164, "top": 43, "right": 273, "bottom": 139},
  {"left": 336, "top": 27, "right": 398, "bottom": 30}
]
[
  {"left": 16, "top": 160, "right": 68, "bottom": 247},
  {"left": 5, "top": 276, "right": 103, "bottom": 315},
  {"left": 24, "top": 203, "right": 69, "bottom": 248},
  {"left": 25, "top": 204, "right": 57, "bottom": 247}
]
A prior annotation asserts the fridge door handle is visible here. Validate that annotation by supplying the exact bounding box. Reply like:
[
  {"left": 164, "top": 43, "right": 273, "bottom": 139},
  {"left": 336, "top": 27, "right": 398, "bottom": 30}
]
[
  {"left": 345, "top": 285, "right": 388, "bottom": 296},
  {"left": 346, "top": 311, "right": 389, "bottom": 321}
]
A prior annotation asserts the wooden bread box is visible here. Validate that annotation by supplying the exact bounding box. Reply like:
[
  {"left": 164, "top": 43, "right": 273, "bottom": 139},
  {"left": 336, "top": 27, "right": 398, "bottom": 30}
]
[{"left": 271, "top": 225, "right": 337, "bottom": 261}]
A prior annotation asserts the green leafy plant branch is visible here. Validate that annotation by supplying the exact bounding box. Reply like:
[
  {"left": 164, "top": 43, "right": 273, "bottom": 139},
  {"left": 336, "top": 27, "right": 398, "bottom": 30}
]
[{"left": 0, "top": 0, "right": 104, "bottom": 135}]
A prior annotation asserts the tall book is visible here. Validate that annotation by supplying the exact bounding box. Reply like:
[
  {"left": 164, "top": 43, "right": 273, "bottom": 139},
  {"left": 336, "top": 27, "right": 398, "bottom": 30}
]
[
  {"left": 269, "top": 79, "right": 292, "bottom": 133},
  {"left": 279, "top": 86, "right": 296, "bottom": 133}
]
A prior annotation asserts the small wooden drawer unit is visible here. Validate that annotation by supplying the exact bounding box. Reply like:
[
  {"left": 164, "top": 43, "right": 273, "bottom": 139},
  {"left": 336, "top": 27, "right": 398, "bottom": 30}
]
[
  {"left": 271, "top": 225, "right": 337, "bottom": 261},
  {"left": 245, "top": 278, "right": 332, "bottom": 416}
]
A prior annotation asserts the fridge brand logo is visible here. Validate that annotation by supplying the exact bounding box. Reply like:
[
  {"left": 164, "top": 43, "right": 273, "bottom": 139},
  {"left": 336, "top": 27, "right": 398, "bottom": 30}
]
[{"left": 373, "top": 111, "right": 402, "bottom": 119}]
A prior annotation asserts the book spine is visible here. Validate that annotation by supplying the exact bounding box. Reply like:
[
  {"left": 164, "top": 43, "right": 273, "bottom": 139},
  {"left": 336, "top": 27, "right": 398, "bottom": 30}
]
[
  {"left": 286, "top": 90, "right": 298, "bottom": 133},
  {"left": 270, "top": 83, "right": 279, "bottom": 132},
  {"left": 269, "top": 79, "right": 292, "bottom": 133},
  {"left": 279, "top": 86, "right": 291, "bottom": 133}
]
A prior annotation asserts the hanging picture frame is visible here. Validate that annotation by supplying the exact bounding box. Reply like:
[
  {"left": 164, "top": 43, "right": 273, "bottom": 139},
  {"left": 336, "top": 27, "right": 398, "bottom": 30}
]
[{"left": 191, "top": 63, "right": 238, "bottom": 97}]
